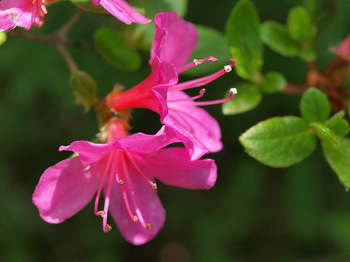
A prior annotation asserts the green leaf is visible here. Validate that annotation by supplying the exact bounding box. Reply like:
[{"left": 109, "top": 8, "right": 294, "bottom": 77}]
[
  {"left": 183, "top": 26, "right": 230, "bottom": 76},
  {"left": 300, "top": 87, "right": 330, "bottom": 123},
  {"left": 226, "top": 0, "right": 263, "bottom": 80},
  {"left": 239, "top": 116, "right": 316, "bottom": 167},
  {"left": 70, "top": 70, "right": 97, "bottom": 111},
  {"left": 260, "top": 71, "right": 286, "bottom": 94},
  {"left": 326, "top": 111, "right": 350, "bottom": 137},
  {"left": 287, "top": 6, "right": 313, "bottom": 42},
  {"left": 0, "top": 31, "right": 6, "bottom": 46},
  {"left": 260, "top": 21, "right": 299, "bottom": 56},
  {"left": 94, "top": 27, "right": 141, "bottom": 71},
  {"left": 70, "top": 0, "right": 108, "bottom": 13},
  {"left": 222, "top": 83, "right": 261, "bottom": 115},
  {"left": 299, "top": 47, "right": 316, "bottom": 61},
  {"left": 310, "top": 122, "right": 339, "bottom": 147},
  {"left": 322, "top": 137, "right": 350, "bottom": 188}
]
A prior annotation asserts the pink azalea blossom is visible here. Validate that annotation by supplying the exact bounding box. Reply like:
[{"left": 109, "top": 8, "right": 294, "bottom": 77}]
[
  {"left": 32, "top": 118, "right": 217, "bottom": 245},
  {"left": 0, "top": 0, "right": 149, "bottom": 31},
  {"left": 107, "top": 11, "right": 236, "bottom": 160},
  {"left": 0, "top": 0, "right": 51, "bottom": 31},
  {"left": 331, "top": 33, "right": 350, "bottom": 59}
]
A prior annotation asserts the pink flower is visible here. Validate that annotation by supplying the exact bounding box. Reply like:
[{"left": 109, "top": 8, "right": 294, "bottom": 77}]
[
  {"left": 0, "top": 0, "right": 50, "bottom": 31},
  {"left": 331, "top": 33, "right": 350, "bottom": 60},
  {"left": 107, "top": 11, "right": 236, "bottom": 160},
  {"left": 32, "top": 118, "right": 217, "bottom": 245},
  {"left": 91, "top": 0, "right": 150, "bottom": 25}
]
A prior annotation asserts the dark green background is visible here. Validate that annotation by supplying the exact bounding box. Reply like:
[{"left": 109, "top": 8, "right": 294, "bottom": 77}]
[{"left": 1, "top": 0, "right": 350, "bottom": 261}]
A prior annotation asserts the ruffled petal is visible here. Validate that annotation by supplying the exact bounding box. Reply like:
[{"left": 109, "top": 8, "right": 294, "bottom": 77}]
[
  {"left": 165, "top": 91, "right": 223, "bottom": 160},
  {"left": 150, "top": 11, "right": 197, "bottom": 69},
  {"left": 32, "top": 157, "right": 100, "bottom": 223},
  {"left": 98, "top": 0, "right": 150, "bottom": 25},
  {"left": 139, "top": 148, "right": 217, "bottom": 189},
  {"left": 108, "top": 166, "right": 165, "bottom": 245},
  {"left": 118, "top": 125, "right": 180, "bottom": 154},
  {"left": 59, "top": 140, "right": 115, "bottom": 166}
]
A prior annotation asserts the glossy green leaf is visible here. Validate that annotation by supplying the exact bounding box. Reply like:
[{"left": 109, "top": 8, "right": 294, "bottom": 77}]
[
  {"left": 287, "top": 6, "right": 313, "bottom": 42},
  {"left": 322, "top": 137, "right": 350, "bottom": 188},
  {"left": 260, "top": 21, "right": 299, "bottom": 56},
  {"left": 70, "top": 70, "right": 97, "bottom": 111},
  {"left": 326, "top": 111, "right": 350, "bottom": 137},
  {"left": 183, "top": 26, "right": 230, "bottom": 76},
  {"left": 310, "top": 122, "right": 339, "bottom": 147},
  {"left": 222, "top": 83, "right": 261, "bottom": 115},
  {"left": 260, "top": 71, "right": 286, "bottom": 94},
  {"left": 0, "top": 31, "right": 6, "bottom": 46},
  {"left": 239, "top": 116, "right": 316, "bottom": 167},
  {"left": 226, "top": 0, "right": 263, "bottom": 80},
  {"left": 300, "top": 87, "right": 330, "bottom": 123},
  {"left": 94, "top": 27, "right": 141, "bottom": 71}
]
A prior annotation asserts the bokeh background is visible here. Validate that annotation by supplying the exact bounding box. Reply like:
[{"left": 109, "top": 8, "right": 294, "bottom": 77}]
[{"left": 1, "top": 0, "right": 350, "bottom": 261}]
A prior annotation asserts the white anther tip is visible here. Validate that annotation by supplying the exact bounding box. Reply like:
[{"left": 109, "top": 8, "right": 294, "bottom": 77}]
[
  {"left": 230, "top": 88, "right": 237, "bottom": 95},
  {"left": 224, "top": 65, "right": 232, "bottom": 73}
]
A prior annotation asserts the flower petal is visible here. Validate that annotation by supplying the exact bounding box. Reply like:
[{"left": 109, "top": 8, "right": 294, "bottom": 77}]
[
  {"left": 139, "top": 148, "right": 217, "bottom": 189},
  {"left": 59, "top": 140, "right": 115, "bottom": 166},
  {"left": 165, "top": 91, "right": 223, "bottom": 160},
  {"left": 98, "top": 0, "right": 151, "bottom": 25},
  {"left": 108, "top": 165, "right": 165, "bottom": 245},
  {"left": 32, "top": 157, "right": 100, "bottom": 223},
  {"left": 151, "top": 11, "right": 197, "bottom": 69},
  {"left": 331, "top": 33, "right": 350, "bottom": 59}
]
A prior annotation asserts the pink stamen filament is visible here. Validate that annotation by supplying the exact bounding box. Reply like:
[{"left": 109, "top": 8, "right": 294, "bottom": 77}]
[
  {"left": 102, "top": 151, "right": 119, "bottom": 233},
  {"left": 94, "top": 153, "right": 114, "bottom": 216},
  {"left": 169, "top": 59, "right": 235, "bottom": 93},
  {"left": 177, "top": 56, "right": 218, "bottom": 74},
  {"left": 167, "top": 89, "right": 206, "bottom": 103},
  {"left": 125, "top": 151, "right": 157, "bottom": 189},
  {"left": 186, "top": 88, "right": 237, "bottom": 106},
  {"left": 121, "top": 154, "right": 150, "bottom": 229}
]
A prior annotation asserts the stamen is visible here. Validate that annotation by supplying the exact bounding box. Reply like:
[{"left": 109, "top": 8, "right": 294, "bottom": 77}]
[
  {"left": 177, "top": 56, "right": 218, "bottom": 74},
  {"left": 191, "top": 88, "right": 237, "bottom": 106},
  {"left": 94, "top": 153, "right": 114, "bottom": 216},
  {"left": 97, "top": 210, "right": 105, "bottom": 217},
  {"left": 167, "top": 89, "right": 206, "bottom": 103},
  {"left": 170, "top": 59, "right": 235, "bottom": 93},
  {"left": 152, "top": 183, "right": 158, "bottom": 190},
  {"left": 145, "top": 223, "right": 152, "bottom": 230},
  {"left": 104, "top": 224, "right": 112, "bottom": 232}
]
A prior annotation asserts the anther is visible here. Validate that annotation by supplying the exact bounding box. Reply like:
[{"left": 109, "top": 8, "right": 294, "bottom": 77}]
[
  {"left": 104, "top": 224, "right": 112, "bottom": 232},
  {"left": 194, "top": 59, "right": 202, "bottom": 66},
  {"left": 209, "top": 57, "right": 218, "bottom": 62},
  {"left": 97, "top": 210, "right": 105, "bottom": 217},
  {"left": 230, "top": 88, "right": 237, "bottom": 95},
  {"left": 132, "top": 216, "right": 139, "bottom": 222},
  {"left": 145, "top": 223, "right": 152, "bottom": 230},
  {"left": 152, "top": 183, "right": 158, "bottom": 190},
  {"left": 119, "top": 180, "right": 124, "bottom": 185},
  {"left": 224, "top": 65, "right": 232, "bottom": 73},
  {"left": 199, "top": 89, "right": 206, "bottom": 95}
]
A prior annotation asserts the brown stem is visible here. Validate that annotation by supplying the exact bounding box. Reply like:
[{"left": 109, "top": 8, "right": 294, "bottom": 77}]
[{"left": 56, "top": 44, "right": 78, "bottom": 73}]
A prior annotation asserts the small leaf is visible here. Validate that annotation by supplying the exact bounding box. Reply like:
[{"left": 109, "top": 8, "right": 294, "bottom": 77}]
[
  {"left": 310, "top": 122, "right": 339, "bottom": 147},
  {"left": 222, "top": 83, "right": 261, "bottom": 115},
  {"left": 0, "top": 31, "right": 6, "bottom": 46},
  {"left": 300, "top": 87, "right": 330, "bottom": 123},
  {"left": 260, "top": 71, "right": 286, "bottom": 94},
  {"left": 183, "top": 26, "right": 230, "bottom": 76},
  {"left": 299, "top": 47, "right": 316, "bottom": 62},
  {"left": 287, "top": 6, "right": 313, "bottom": 42},
  {"left": 70, "top": 70, "right": 97, "bottom": 111},
  {"left": 226, "top": 0, "right": 263, "bottom": 80},
  {"left": 260, "top": 21, "right": 299, "bottom": 56},
  {"left": 326, "top": 111, "right": 350, "bottom": 137},
  {"left": 94, "top": 27, "right": 141, "bottom": 71},
  {"left": 239, "top": 116, "right": 316, "bottom": 167},
  {"left": 322, "top": 137, "right": 350, "bottom": 188}
]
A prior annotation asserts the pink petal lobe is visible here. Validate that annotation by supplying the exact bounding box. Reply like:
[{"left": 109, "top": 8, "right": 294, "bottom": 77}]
[
  {"left": 151, "top": 11, "right": 198, "bottom": 69},
  {"left": 139, "top": 148, "right": 217, "bottom": 189},
  {"left": 331, "top": 33, "right": 350, "bottom": 59},
  {"left": 98, "top": 0, "right": 151, "bottom": 25},
  {"left": 32, "top": 157, "right": 100, "bottom": 223},
  {"left": 165, "top": 91, "right": 223, "bottom": 160},
  {"left": 108, "top": 166, "right": 165, "bottom": 245},
  {"left": 59, "top": 140, "right": 115, "bottom": 166}
]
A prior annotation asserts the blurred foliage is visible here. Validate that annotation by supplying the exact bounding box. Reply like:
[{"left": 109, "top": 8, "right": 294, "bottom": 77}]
[{"left": 1, "top": 0, "right": 350, "bottom": 261}]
